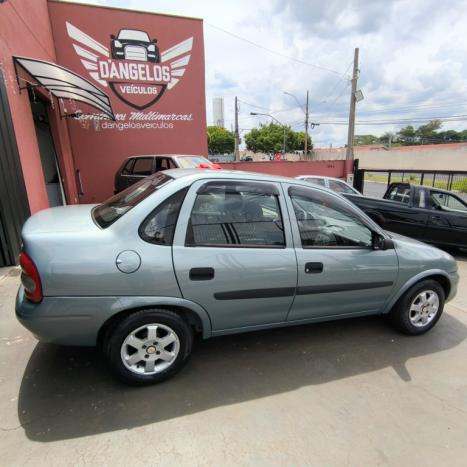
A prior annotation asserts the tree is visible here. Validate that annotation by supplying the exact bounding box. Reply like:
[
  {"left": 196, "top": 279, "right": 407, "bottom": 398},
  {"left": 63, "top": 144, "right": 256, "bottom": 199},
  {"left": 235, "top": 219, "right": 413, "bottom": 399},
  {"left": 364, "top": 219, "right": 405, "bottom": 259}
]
[
  {"left": 397, "top": 125, "right": 416, "bottom": 143},
  {"left": 415, "top": 120, "right": 442, "bottom": 141},
  {"left": 353, "top": 134, "right": 379, "bottom": 146},
  {"left": 207, "top": 126, "right": 235, "bottom": 154},
  {"left": 244, "top": 123, "right": 312, "bottom": 153}
]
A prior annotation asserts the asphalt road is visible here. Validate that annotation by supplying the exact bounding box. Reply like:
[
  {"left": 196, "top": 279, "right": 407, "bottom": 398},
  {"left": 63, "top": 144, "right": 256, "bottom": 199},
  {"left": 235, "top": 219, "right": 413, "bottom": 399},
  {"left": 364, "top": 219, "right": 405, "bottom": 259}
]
[
  {"left": 363, "top": 181, "right": 387, "bottom": 198},
  {"left": 1, "top": 254, "right": 467, "bottom": 466}
]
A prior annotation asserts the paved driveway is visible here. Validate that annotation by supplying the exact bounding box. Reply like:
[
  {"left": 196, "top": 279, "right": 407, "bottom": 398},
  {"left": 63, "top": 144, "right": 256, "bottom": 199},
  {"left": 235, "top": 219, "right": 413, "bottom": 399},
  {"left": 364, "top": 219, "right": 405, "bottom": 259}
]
[{"left": 1, "top": 253, "right": 467, "bottom": 466}]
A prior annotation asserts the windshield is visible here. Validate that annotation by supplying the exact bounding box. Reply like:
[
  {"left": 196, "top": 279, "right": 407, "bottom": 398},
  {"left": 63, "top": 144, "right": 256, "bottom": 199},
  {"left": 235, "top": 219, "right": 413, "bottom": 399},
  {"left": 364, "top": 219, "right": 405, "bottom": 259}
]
[
  {"left": 118, "top": 29, "right": 150, "bottom": 42},
  {"left": 93, "top": 173, "right": 172, "bottom": 228},
  {"left": 175, "top": 156, "right": 213, "bottom": 169}
]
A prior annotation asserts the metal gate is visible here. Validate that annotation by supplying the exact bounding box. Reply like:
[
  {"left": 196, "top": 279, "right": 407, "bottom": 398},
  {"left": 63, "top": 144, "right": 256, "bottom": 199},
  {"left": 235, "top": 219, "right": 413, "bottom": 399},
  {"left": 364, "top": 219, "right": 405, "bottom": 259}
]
[
  {"left": 0, "top": 67, "right": 30, "bottom": 266},
  {"left": 354, "top": 167, "right": 467, "bottom": 202}
]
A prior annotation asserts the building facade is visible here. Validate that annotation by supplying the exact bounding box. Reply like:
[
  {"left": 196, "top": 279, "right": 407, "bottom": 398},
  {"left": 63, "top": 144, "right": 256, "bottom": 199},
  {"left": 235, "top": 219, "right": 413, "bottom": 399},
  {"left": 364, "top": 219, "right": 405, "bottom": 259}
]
[
  {"left": 212, "top": 96, "right": 224, "bottom": 128},
  {"left": 0, "top": 0, "right": 207, "bottom": 266}
]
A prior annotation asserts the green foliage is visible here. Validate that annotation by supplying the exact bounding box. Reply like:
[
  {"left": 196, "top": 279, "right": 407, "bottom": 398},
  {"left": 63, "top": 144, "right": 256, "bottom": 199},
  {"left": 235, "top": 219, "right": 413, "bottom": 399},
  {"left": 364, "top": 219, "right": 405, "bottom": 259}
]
[
  {"left": 207, "top": 126, "right": 235, "bottom": 154},
  {"left": 355, "top": 120, "right": 467, "bottom": 146},
  {"left": 244, "top": 123, "right": 312, "bottom": 153},
  {"left": 353, "top": 134, "right": 379, "bottom": 146}
]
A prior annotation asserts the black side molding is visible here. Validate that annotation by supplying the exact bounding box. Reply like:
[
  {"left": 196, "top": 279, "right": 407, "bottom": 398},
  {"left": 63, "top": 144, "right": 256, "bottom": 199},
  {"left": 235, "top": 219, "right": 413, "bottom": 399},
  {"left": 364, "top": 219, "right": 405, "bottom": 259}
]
[
  {"left": 214, "top": 287, "right": 295, "bottom": 300},
  {"left": 297, "top": 281, "right": 393, "bottom": 295}
]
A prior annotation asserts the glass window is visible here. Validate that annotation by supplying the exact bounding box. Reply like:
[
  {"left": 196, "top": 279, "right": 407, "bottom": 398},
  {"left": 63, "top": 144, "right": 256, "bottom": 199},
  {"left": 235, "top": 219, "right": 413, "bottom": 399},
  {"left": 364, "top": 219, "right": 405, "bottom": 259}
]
[
  {"left": 93, "top": 173, "right": 172, "bottom": 228},
  {"left": 430, "top": 191, "right": 467, "bottom": 211},
  {"left": 132, "top": 158, "right": 153, "bottom": 176},
  {"left": 121, "top": 159, "right": 135, "bottom": 175},
  {"left": 305, "top": 177, "right": 326, "bottom": 187},
  {"left": 175, "top": 156, "right": 213, "bottom": 169},
  {"left": 140, "top": 188, "right": 188, "bottom": 245},
  {"left": 289, "top": 187, "right": 373, "bottom": 248},
  {"left": 186, "top": 182, "right": 285, "bottom": 248},
  {"left": 329, "top": 179, "right": 356, "bottom": 194},
  {"left": 386, "top": 185, "right": 411, "bottom": 204},
  {"left": 157, "top": 158, "right": 175, "bottom": 171}
]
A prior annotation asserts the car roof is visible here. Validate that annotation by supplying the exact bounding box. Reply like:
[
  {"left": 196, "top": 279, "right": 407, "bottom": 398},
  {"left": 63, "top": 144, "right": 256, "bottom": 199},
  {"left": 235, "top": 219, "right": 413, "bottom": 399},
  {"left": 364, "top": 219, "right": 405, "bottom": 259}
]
[
  {"left": 161, "top": 168, "right": 326, "bottom": 186},
  {"left": 296, "top": 175, "right": 345, "bottom": 182}
]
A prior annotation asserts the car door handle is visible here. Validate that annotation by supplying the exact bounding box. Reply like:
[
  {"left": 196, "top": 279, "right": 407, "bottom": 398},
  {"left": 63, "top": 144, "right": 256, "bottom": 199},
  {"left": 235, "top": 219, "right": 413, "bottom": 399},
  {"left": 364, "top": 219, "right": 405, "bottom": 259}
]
[
  {"left": 305, "top": 262, "right": 323, "bottom": 274},
  {"left": 189, "top": 267, "right": 215, "bottom": 281}
]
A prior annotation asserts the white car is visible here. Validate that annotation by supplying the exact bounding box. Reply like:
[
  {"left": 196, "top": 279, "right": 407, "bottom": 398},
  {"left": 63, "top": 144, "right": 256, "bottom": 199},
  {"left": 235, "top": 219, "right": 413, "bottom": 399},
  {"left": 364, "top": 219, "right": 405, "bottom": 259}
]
[{"left": 295, "top": 175, "right": 361, "bottom": 195}]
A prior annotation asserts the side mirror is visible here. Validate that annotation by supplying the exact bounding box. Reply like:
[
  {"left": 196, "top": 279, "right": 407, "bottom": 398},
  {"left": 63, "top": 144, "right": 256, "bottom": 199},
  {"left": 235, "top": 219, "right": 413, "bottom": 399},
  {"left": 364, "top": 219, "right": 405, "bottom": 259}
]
[
  {"left": 110, "top": 34, "right": 116, "bottom": 39},
  {"left": 152, "top": 38, "right": 157, "bottom": 43},
  {"left": 373, "top": 233, "right": 394, "bottom": 250}
]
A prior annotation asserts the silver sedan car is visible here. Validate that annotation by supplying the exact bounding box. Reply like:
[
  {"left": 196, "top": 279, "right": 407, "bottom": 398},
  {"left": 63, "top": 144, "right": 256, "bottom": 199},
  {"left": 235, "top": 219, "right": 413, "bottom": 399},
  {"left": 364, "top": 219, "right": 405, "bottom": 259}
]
[{"left": 16, "top": 170, "right": 459, "bottom": 384}]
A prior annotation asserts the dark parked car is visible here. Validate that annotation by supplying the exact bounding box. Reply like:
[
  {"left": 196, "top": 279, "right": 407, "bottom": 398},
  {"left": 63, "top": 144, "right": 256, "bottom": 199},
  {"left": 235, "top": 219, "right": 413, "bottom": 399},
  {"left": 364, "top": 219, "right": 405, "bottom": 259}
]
[
  {"left": 110, "top": 29, "right": 159, "bottom": 63},
  {"left": 345, "top": 182, "right": 467, "bottom": 249},
  {"left": 114, "top": 155, "right": 221, "bottom": 194}
]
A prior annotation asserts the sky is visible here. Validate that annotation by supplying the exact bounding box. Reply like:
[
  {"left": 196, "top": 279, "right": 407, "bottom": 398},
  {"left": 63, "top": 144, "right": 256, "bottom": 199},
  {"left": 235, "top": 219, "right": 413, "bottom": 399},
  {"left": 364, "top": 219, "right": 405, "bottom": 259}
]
[{"left": 65, "top": 0, "right": 467, "bottom": 147}]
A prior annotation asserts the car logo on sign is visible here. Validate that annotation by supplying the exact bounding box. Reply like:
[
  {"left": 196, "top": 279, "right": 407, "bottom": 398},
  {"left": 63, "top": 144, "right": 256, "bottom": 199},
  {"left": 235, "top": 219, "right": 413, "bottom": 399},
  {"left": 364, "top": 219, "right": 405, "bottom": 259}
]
[{"left": 66, "top": 22, "right": 193, "bottom": 110}]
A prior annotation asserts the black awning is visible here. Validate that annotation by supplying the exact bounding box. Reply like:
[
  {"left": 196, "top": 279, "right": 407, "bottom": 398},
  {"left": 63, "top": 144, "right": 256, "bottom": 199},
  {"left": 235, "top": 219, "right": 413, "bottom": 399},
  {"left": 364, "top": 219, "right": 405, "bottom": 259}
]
[{"left": 13, "top": 56, "right": 114, "bottom": 120}]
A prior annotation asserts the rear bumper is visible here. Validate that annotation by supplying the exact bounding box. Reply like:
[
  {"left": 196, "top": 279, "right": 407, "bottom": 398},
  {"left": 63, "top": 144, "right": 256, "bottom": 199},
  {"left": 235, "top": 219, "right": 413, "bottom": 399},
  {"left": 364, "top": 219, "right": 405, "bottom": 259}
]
[{"left": 15, "top": 286, "right": 115, "bottom": 346}]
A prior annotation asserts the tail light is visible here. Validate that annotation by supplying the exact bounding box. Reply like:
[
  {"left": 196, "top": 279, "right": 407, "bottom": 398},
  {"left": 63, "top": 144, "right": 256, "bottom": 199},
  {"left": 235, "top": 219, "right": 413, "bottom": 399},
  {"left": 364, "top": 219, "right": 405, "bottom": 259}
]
[
  {"left": 196, "top": 163, "right": 222, "bottom": 170},
  {"left": 19, "top": 252, "right": 43, "bottom": 303}
]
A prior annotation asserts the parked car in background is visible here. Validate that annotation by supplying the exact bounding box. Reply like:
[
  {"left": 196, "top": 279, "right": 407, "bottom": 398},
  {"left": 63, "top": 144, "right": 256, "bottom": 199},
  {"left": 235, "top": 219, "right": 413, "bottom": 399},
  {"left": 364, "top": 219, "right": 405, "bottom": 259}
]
[
  {"left": 296, "top": 175, "right": 361, "bottom": 195},
  {"left": 344, "top": 182, "right": 467, "bottom": 249},
  {"left": 17, "top": 170, "right": 458, "bottom": 384},
  {"left": 114, "top": 154, "right": 221, "bottom": 193}
]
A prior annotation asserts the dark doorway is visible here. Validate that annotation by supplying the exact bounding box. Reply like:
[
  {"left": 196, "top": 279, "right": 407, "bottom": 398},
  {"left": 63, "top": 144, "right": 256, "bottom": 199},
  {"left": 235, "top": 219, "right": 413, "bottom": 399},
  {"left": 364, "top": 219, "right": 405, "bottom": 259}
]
[
  {"left": 0, "top": 68, "right": 30, "bottom": 266},
  {"left": 29, "top": 94, "right": 65, "bottom": 207}
]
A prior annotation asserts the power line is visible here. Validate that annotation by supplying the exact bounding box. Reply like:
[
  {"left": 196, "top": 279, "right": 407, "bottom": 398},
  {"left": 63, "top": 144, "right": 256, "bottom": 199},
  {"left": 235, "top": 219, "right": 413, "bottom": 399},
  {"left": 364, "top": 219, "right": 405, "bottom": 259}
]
[
  {"left": 205, "top": 22, "right": 347, "bottom": 77},
  {"left": 315, "top": 114, "right": 467, "bottom": 125}
]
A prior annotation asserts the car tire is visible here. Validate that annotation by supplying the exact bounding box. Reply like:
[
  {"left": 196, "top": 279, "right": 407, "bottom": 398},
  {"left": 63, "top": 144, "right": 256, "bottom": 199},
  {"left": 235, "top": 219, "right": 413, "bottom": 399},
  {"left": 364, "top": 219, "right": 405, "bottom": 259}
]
[
  {"left": 104, "top": 309, "right": 193, "bottom": 385},
  {"left": 389, "top": 279, "right": 445, "bottom": 335}
]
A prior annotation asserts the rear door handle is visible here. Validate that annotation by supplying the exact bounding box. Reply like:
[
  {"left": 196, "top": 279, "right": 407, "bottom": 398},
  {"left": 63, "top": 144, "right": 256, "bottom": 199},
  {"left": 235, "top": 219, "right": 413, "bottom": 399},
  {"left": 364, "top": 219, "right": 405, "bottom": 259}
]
[
  {"left": 305, "top": 262, "right": 323, "bottom": 274},
  {"left": 189, "top": 267, "right": 215, "bottom": 281}
]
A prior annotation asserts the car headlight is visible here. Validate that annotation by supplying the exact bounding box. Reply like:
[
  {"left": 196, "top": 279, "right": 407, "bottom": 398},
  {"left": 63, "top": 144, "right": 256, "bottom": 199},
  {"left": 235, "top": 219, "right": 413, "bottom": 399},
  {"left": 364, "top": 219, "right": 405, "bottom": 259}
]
[
  {"left": 148, "top": 44, "right": 156, "bottom": 51},
  {"left": 114, "top": 40, "right": 122, "bottom": 47}
]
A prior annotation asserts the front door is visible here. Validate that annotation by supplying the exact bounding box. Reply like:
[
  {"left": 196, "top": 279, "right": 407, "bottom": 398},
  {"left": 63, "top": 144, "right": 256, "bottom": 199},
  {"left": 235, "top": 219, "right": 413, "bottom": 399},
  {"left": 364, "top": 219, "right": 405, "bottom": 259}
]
[
  {"left": 285, "top": 184, "right": 398, "bottom": 321},
  {"left": 172, "top": 179, "right": 297, "bottom": 332}
]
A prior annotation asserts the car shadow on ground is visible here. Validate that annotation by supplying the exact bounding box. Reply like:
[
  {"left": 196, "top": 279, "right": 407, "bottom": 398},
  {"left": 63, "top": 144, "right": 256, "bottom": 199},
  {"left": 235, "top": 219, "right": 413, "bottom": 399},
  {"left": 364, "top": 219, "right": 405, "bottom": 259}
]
[{"left": 17, "top": 312, "right": 467, "bottom": 442}]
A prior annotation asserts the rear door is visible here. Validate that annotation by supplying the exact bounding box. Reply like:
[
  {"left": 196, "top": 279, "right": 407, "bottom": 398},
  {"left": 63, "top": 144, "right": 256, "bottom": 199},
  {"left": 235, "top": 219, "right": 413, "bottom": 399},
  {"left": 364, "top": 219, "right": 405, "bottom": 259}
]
[
  {"left": 126, "top": 157, "right": 154, "bottom": 188},
  {"left": 172, "top": 178, "right": 297, "bottom": 332},
  {"left": 424, "top": 189, "right": 467, "bottom": 247},
  {"left": 285, "top": 183, "right": 398, "bottom": 321}
]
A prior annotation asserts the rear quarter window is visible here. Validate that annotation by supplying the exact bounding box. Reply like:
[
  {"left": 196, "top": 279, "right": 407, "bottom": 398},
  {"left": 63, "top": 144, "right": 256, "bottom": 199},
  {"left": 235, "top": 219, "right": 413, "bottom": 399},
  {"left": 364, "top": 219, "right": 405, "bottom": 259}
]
[{"left": 93, "top": 173, "right": 173, "bottom": 228}]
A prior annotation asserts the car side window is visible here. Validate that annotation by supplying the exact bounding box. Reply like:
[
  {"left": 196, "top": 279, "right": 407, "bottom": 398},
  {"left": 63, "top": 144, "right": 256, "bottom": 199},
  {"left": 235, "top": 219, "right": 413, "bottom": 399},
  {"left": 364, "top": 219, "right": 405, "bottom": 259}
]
[
  {"left": 139, "top": 188, "right": 189, "bottom": 245},
  {"left": 329, "top": 179, "right": 355, "bottom": 194},
  {"left": 306, "top": 177, "right": 326, "bottom": 187},
  {"left": 121, "top": 159, "right": 135, "bottom": 175},
  {"left": 186, "top": 182, "right": 285, "bottom": 248},
  {"left": 430, "top": 191, "right": 467, "bottom": 211},
  {"left": 289, "top": 186, "right": 373, "bottom": 248},
  {"left": 387, "top": 185, "right": 410, "bottom": 204},
  {"left": 132, "top": 158, "right": 154, "bottom": 176}
]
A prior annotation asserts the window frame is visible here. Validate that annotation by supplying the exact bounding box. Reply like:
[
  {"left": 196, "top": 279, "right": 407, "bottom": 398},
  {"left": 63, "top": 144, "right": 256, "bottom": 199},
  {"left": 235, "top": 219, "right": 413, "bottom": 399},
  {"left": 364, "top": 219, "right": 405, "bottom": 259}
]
[
  {"left": 287, "top": 184, "right": 377, "bottom": 250},
  {"left": 121, "top": 158, "right": 135, "bottom": 176},
  {"left": 131, "top": 157, "right": 155, "bottom": 177},
  {"left": 180, "top": 180, "right": 288, "bottom": 249},
  {"left": 429, "top": 189, "right": 467, "bottom": 212}
]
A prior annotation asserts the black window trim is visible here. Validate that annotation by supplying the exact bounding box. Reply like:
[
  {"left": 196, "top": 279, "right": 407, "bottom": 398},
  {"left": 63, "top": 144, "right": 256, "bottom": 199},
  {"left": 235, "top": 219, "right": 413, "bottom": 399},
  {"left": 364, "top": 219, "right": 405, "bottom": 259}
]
[
  {"left": 121, "top": 158, "right": 135, "bottom": 176},
  {"left": 185, "top": 180, "right": 286, "bottom": 249},
  {"left": 288, "top": 184, "right": 376, "bottom": 250}
]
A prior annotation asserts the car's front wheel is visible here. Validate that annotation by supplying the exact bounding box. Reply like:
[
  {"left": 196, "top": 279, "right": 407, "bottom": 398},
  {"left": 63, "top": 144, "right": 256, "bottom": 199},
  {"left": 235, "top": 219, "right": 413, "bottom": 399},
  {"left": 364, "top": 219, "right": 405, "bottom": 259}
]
[
  {"left": 389, "top": 280, "right": 445, "bottom": 335},
  {"left": 104, "top": 309, "right": 193, "bottom": 385}
]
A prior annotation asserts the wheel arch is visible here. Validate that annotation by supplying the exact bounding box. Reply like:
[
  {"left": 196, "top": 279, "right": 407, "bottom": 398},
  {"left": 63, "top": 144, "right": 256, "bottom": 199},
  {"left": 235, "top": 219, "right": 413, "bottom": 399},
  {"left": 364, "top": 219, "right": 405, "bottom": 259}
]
[
  {"left": 383, "top": 269, "right": 451, "bottom": 314},
  {"left": 97, "top": 297, "right": 212, "bottom": 348}
]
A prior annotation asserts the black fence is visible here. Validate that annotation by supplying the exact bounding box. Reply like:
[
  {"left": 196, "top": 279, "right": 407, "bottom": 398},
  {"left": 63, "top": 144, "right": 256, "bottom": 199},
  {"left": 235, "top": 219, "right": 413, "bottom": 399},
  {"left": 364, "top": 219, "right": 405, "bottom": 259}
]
[{"left": 354, "top": 168, "right": 467, "bottom": 201}]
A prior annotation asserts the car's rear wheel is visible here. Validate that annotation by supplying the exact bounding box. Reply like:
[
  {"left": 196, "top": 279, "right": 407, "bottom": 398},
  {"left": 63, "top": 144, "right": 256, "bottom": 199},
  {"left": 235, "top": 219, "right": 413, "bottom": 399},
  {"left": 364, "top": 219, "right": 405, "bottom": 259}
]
[
  {"left": 104, "top": 309, "right": 193, "bottom": 385},
  {"left": 389, "top": 280, "right": 445, "bottom": 335}
]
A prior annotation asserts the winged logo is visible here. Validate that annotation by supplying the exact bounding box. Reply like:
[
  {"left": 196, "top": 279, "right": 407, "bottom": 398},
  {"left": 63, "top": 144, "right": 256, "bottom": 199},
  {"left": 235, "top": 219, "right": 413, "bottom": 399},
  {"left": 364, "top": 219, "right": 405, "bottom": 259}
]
[{"left": 66, "top": 22, "right": 193, "bottom": 109}]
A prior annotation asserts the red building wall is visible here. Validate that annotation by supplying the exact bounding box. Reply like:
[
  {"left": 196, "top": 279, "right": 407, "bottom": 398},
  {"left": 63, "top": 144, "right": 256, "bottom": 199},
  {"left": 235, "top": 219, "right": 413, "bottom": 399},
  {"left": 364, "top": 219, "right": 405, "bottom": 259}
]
[{"left": 48, "top": 1, "right": 208, "bottom": 203}]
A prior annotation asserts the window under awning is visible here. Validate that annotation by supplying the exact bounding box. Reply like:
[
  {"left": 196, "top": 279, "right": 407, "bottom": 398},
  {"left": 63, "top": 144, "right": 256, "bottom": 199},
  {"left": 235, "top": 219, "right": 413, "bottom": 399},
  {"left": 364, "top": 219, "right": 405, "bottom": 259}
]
[{"left": 13, "top": 56, "right": 115, "bottom": 120}]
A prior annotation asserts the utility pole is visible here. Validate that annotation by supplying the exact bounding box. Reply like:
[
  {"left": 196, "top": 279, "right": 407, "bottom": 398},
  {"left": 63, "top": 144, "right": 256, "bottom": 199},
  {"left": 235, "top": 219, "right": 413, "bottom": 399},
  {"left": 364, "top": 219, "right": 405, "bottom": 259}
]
[
  {"left": 304, "top": 90, "right": 309, "bottom": 159},
  {"left": 346, "top": 47, "right": 359, "bottom": 161},
  {"left": 234, "top": 96, "right": 240, "bottom": 161}
]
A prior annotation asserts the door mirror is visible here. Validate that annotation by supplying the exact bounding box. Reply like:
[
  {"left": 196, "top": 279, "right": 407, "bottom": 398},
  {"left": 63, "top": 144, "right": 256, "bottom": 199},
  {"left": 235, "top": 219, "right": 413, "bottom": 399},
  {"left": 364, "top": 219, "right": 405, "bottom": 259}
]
[
  {"left": 110, "top": 34, "right": 116, "bottom": 39},
  {"left": 372, "top": 233, "right": 394, "bottom": 250}
]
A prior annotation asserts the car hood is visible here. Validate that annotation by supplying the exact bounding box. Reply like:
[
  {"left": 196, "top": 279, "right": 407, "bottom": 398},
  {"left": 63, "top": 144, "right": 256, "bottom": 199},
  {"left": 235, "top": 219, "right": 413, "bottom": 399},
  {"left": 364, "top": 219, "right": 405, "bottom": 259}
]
[
  {"left": 22, "top": 205, "right": 98, "bottom": 235},
  {"left": 387, "top": 231, "right": 427, "bottom": 246}
]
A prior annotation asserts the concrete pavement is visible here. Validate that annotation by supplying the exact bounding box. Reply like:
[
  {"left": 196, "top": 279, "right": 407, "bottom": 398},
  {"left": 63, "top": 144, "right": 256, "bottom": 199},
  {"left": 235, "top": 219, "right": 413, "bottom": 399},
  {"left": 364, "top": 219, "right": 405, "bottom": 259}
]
[{"left": 1, "top": 254, "right": 467, "bottom": 466}]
